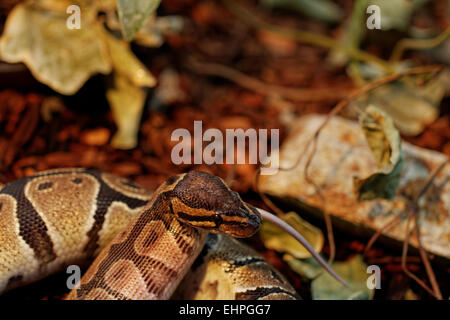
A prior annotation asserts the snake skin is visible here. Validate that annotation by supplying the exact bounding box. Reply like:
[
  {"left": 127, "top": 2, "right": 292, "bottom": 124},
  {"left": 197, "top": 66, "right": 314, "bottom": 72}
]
[
  {"left": 174, "top": 234, "right": 299, "bottom": 300},
  {"left": 0, "top": 168, "right": 299, "bottom": 300}
]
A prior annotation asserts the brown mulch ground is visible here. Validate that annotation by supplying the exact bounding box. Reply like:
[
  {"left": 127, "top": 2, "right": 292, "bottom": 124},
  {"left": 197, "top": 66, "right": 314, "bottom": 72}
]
[{"left": 0, "top": 0, "right": 449, "bottom": 300}]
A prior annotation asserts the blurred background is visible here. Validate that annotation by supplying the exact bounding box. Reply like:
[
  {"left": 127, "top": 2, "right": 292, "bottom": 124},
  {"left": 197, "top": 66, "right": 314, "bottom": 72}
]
[{"left": 0, "top": 0, "right": 448, "bottom": 300}]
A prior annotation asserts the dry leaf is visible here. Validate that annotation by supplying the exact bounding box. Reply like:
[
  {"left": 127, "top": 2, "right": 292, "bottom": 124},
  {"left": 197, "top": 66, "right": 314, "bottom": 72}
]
[
  {"left": 361, "top": 78, "right": 444, "bottom": 136},
  {"left": 355, "top": 105, "right": 403, "bottom": 200},
  {"left": 283, "top": 254, "right": 323, "bottom": 279},
  {"left": 259, "top": 211, "right": 324, "bottom": 259},
  {"left": 259, "top": 114, "right": 450, "bottom": 260},
  {"left": 103, "top": 31, "right": 156, "bottom": 149},
  {"left": 103, "top": 31, "right": 156, "bottom": 88},
  {"left": 0, "top": 3, "right": 111, "bottom": 95},
  {"left": 107, "top": 75, "right": 147, "bottom": 150}
]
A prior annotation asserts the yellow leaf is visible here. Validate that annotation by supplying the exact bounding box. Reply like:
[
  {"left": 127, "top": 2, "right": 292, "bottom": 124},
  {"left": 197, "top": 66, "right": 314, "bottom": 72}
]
[
  {"left": 259, "top": 212, "right": 324, "bottom": 259},
  {"left": 0, "top": 3, "right": 111, "bottom": 95},
  {"left": 103, "top": 31, "right": 156, "bottom": 87},
  {"left": 107, "top": 75, "right": 147, "bottom": 150},
  {"left": 103, "top": 30, "right": 156, "bottom": 150},
  {"left": 355, "top": 105, "right": 404, "bottom": 200}
]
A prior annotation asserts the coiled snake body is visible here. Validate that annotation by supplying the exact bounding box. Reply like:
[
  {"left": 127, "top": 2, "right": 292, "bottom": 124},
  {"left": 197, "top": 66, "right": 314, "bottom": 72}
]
[{"left": 0, "top": 168, "right": 301, "bottom": 299}]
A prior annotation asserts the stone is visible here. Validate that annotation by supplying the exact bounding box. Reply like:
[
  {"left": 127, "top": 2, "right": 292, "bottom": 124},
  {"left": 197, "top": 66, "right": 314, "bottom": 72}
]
[{"left": 259, "top": 114, "right": 449, "bottom": 260}]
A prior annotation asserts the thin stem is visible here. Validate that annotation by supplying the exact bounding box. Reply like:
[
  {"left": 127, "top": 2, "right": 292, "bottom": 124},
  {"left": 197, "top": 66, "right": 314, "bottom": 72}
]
[
  {"left": 414, "top": 213, "right": 443, "bottom": 299},
  {"left": 399, "top": 160, "right": 448, "bottom": 299},
  {"left": 254, "top": 65, "right": 443, "bottom": 274},
  {"left": 188, "top": 58, "right": 349, "bottom": 102},
  {"left": 253, "top": 168, "right": 286, "bottom": 218},
  {"left": 256, "top": 207, "right": 349, "bottom": 288},
  {"left": 390, "top": 27, "right": 450, "bottom": 63},
  {"left": 297, "top": 65, "right": 443, "bottom": 190},
  {"left": 401, "top": 209, "right": 437, "bottom": 298},
  {"left": 299, "top": 65, "right": 442, "bottom": 264},
  {"left": 223, "top": 0, "right": 394, "bottom": 73},
  {"left": 363, "top": 213, "right": 402, "bottom": 257}
]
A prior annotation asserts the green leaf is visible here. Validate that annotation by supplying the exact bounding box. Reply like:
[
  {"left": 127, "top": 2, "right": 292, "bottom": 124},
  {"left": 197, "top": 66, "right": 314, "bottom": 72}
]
[
  {"left": 355, "top": 157, "right": 403, "bottom": 201},
  {"left": 0, "top": 3, "right": 111, "bottom": 95},
  {"left": 261, "top": 0, "right": 343, "bottom": 23},
  {"left": 360, "top": 106, "right": 401, "bottom": 169},
  {"left": 360, "top": 78, "right": 444, "bottom": 136},
  {"left": 283, "top": 254, "right": 323, "bottom": 279},
  {"left": 311, "top": 255, "right": 374, "bottom": 300},
  {"left": 259, "top": 212, "right": 324, "bottom": 259},
  {"left": 354, "top": 106, "right": 403, "bottom": 201},
  {"left": 367, "top": 0, "right": 429, "bottom": 32},
  {"left": 117, "top": 0, "right": 161, "bottom": 41},
  {"left": 327, "top": 0, "right": 368, "bottom": 66}
]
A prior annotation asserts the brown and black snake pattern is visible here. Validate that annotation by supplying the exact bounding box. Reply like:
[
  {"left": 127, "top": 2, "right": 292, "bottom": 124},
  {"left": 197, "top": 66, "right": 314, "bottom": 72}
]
[{"left": 0, "top": 169, "right": 299, "bottom": 300}]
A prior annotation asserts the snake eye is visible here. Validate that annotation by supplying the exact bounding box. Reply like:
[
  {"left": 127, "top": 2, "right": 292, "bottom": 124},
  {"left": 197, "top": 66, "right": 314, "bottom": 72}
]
[{"left": 213, "top": 214, "right": 223, "bottom": 227}]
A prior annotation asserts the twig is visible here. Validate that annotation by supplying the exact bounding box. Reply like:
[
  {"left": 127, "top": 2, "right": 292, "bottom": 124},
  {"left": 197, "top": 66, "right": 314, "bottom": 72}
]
[
  {"left": 367, "top": 256, "right": 422, "bottom": 264},
  {"left": 414, "top": 213, "right": 443, "bottom": 299},
  {"left": 400, "top": 160, "right": 448, "bottom": 300},
  {"left": 223, "top": 0, "right": 394, "bottom": 73},
  {"left": 188, "top": 58, "right": 349, "bottom": 102},
  {"left": 400, "top": 209, "right": 437, "bottom": 298},
  {"left": 224, "top": 163, "right": 236, "bottom": 187},
  {"left": 390, "top": 27, "right": 450, "bottom": 63},
  {"left": 363, "top": 212, "right": 403, "bottom": 256},
  {"left": 254, "top": 65, "right": 443, "bottom": 267},
  {"left": 283, "top": 64, "right": 443, "bottom": 181},
  {"left": 253, "top": 167, "right": 286, "bottom": 218},
  {"left": 365, "top": 159, "right": 449, "bottom": 258},
  {"left": 299, "top": 65, "right": 442, "bottom": 263}
]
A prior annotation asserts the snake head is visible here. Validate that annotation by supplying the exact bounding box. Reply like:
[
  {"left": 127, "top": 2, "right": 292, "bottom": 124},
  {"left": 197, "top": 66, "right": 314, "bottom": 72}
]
[{"left": 168, "top": 171, "right": 261, "bottom": 238}]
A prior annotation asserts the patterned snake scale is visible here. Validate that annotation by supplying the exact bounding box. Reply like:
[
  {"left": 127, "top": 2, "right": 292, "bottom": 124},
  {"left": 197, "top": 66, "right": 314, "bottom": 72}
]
[{"left": 0, "top": 168, "right": 299, "bottom": 300}]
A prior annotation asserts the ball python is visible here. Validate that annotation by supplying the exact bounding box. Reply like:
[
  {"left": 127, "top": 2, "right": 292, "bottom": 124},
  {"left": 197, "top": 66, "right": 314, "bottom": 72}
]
[{"left": 0, "top": 168, "right": 347, "bottom": 300}]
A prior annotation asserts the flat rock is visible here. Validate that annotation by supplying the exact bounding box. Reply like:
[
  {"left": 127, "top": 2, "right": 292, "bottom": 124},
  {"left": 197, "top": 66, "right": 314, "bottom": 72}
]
[{"left": 260, "top": 114, "right": 449, "bottom": 260}]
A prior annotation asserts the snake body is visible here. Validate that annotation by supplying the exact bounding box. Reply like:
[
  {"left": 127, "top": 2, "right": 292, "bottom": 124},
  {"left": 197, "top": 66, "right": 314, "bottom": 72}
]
[{"left": 0, "top": 168, "right": 298, "bottom": 299}]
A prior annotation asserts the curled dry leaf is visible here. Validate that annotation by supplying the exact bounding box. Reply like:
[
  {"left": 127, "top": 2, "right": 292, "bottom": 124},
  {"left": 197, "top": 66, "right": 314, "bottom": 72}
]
[
  {"left": 107, "top": 74, "right": 147, "bottom": 150},
  {"left": 259, "top": 211, "right": 324, "bottom": 259},
  {"left": 103, "top": 31, "right": 156, "bottom": 150},
  {"left": 0, "top": 3, "right": 112, "bottom": 95},
  {"left": 359, "top": 75, "right": 445, "bottom": 136},
  {"left": 283, "top": 254, "right": 323, "bottom": 279},
  {"left": 355, "top": 105, "right": 403, "bottom": 201},
  {"left": 103, "top": 31, "right": 156, "bottom": 88},
  {"left": 259, "top": 114, "right": 450, "bottom": 260}
]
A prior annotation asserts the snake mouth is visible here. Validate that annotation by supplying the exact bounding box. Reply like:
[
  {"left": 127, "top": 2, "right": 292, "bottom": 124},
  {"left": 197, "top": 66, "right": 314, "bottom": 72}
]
[{"left": 217, "top": 204, "right": 262, "bottom": 238}]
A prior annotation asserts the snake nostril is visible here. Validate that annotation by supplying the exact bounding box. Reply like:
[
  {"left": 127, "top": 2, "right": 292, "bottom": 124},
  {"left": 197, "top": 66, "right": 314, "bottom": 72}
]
[
  {"left": 38, "top": 182, "right": 53, "bottom": 190},
  {"left": 72, "top": 178, "right": 82, "bottom": 184}
]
